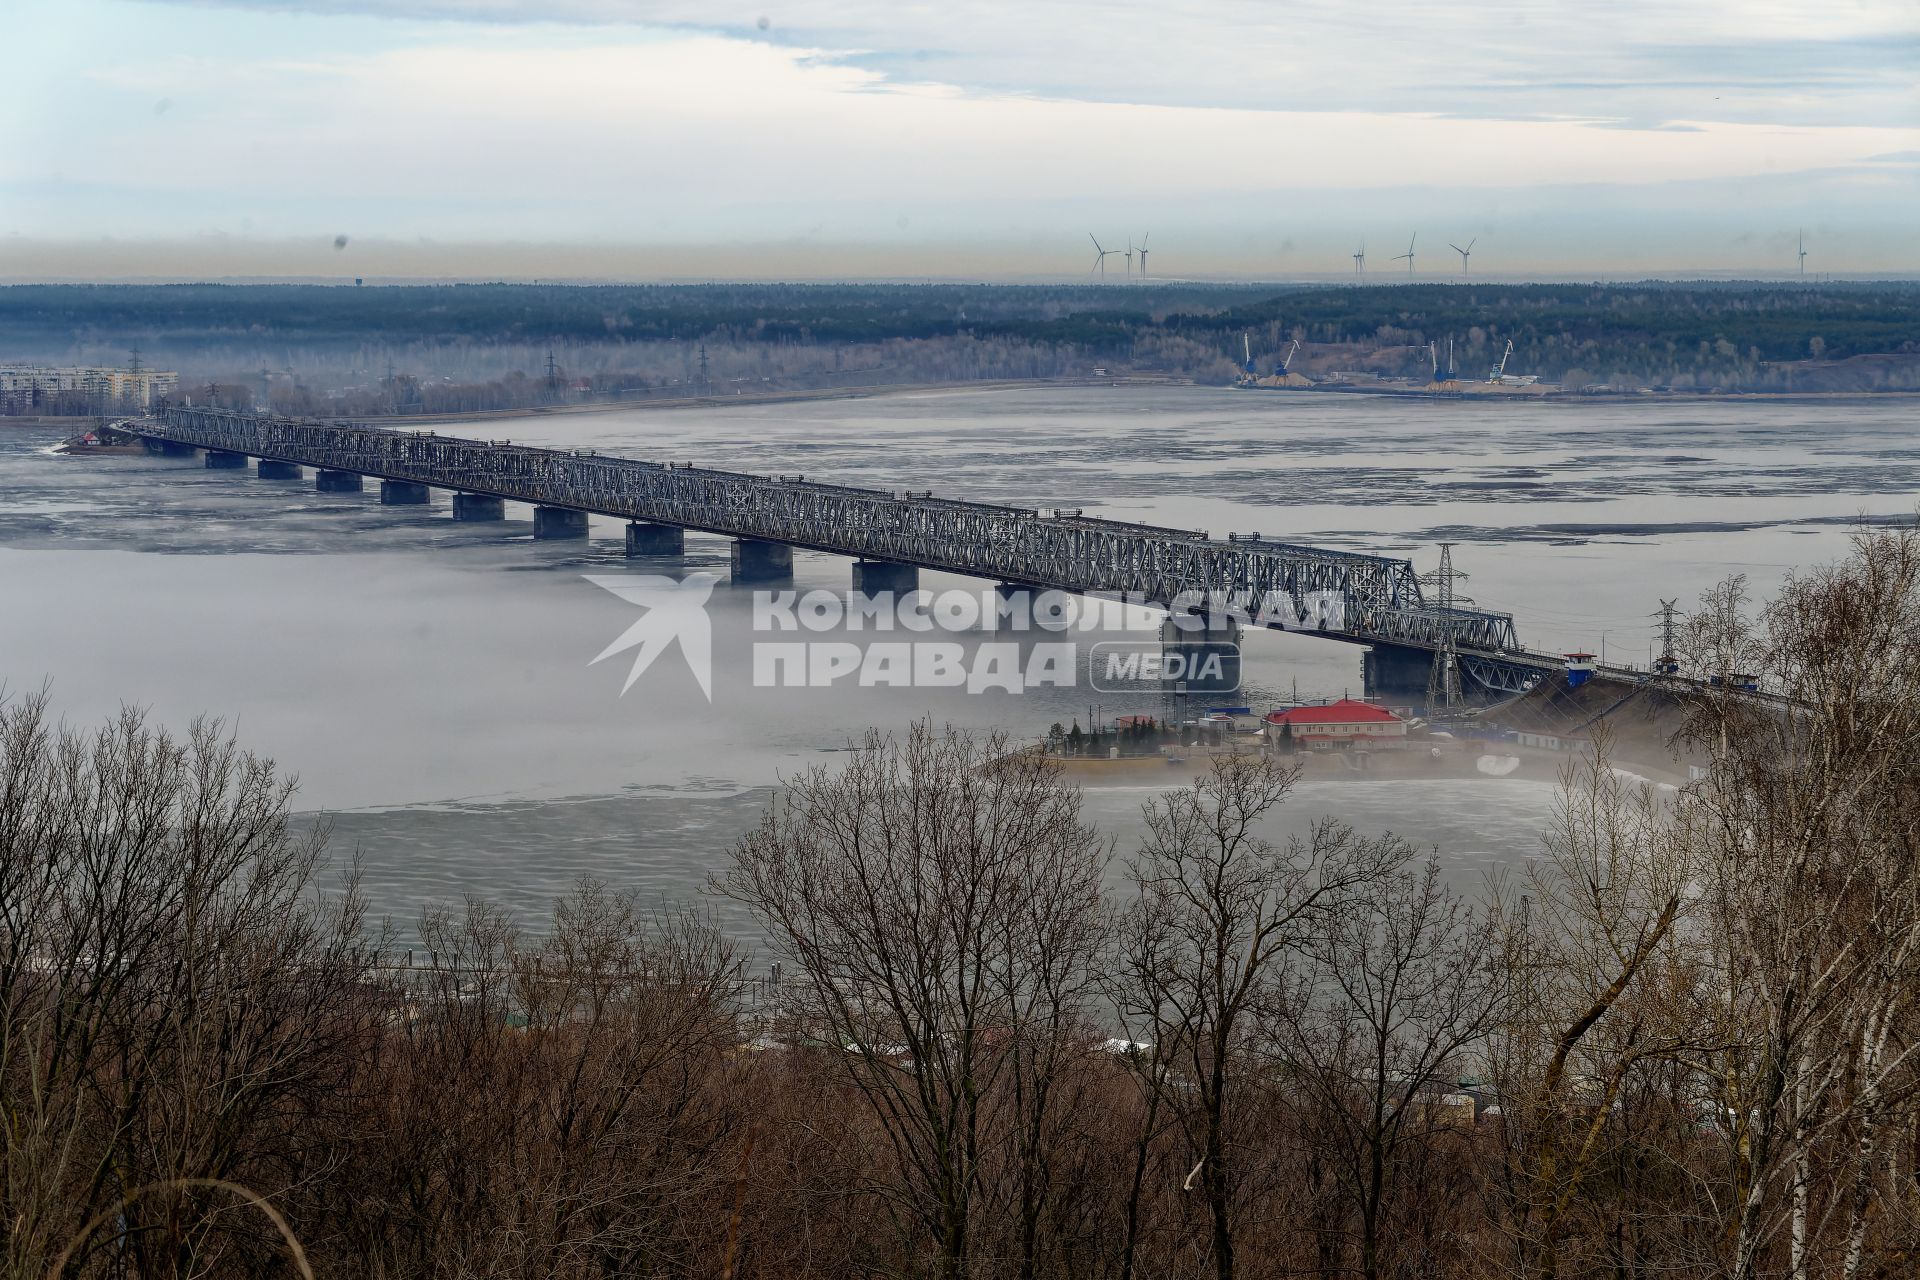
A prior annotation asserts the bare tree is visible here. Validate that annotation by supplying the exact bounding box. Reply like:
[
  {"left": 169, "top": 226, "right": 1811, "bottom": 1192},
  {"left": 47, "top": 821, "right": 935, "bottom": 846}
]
[
  {"left": 324, "top": 883, "right": 742, "bottom": 1279},
  {"left": 717, "top": 723, "right": 1110, "bottom": 1280},
  {"left": 1117, "top": 753, "right": 1408, "bottom": 1280},
  {"left": 1269, "top": 854, "right": 1510, "bottom": 1280},
  {"left": 1683, "top": 523, "right": 1920, "bottom": 1280},
  {"left": 0, "top": 692, "right": 379, "bottom": 1278},
  {"left": 513, "top": 885, "right": 743, "bottom": 1275},
  {"left": 1488, "top": 734, "right": 1705, "bottom": 1280}
]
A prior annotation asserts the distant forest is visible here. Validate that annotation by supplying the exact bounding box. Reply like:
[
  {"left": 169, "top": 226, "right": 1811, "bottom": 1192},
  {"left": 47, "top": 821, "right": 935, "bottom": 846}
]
[{"left": 3, "top": 279, "right": 1916, "bottom": 413}]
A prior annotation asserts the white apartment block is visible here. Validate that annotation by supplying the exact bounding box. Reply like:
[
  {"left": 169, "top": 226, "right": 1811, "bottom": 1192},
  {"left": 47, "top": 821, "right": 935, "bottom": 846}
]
[{"left": 0, "top": 365, "right": 180, "bottom": 414}]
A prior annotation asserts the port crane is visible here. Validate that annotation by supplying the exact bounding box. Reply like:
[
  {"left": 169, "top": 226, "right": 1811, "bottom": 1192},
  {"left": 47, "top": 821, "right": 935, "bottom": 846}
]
[
  {"left": 1487, "top": 339, "right": 1540, "bottom": 387},
  {"left": 1238, "top": 336, "right": 1299, "bottom": 381},
  {"left": 1489, "top": 339, "right": 1512, "bottom": 381}
]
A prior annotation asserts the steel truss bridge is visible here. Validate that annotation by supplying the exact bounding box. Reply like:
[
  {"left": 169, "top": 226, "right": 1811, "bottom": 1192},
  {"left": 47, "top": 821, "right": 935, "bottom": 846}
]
[{"left": 129, "top": 407, "right": 1560, "bottom": 695}]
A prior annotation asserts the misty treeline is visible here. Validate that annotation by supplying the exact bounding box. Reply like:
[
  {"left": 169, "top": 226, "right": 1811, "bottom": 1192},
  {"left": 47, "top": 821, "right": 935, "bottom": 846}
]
[
  {"left": 8, "top": 526, "right": 1920, "bottom": 1278},
  {"left": 5, "top": 281, "right": 1916, "bottom": 409},
  {"left": 108, "top": 334, "right": 1229, "bottom": 419},
  {"left": 241, "top": 333, "right": 1185, "bottom": 419},
  {"left": 1215, "top": 283, "right": 1920, "bottom": 391}
]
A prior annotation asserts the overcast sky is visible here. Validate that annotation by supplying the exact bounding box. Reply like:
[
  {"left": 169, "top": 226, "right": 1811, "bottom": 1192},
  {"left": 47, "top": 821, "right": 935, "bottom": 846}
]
[{"left": 4, "top": 0, "right": 1917, "bottom": 279}]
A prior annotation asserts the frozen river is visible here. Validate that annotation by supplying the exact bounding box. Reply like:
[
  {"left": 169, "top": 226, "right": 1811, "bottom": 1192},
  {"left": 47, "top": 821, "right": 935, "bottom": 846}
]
[{"left": 4, "top": 386, "right": 1912, "bottom": 946}]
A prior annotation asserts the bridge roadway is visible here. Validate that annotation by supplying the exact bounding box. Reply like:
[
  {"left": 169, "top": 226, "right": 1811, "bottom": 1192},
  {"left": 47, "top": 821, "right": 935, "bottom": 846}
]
[{"left": 130, "top": 406, "right": 1560, "bottom": 696}]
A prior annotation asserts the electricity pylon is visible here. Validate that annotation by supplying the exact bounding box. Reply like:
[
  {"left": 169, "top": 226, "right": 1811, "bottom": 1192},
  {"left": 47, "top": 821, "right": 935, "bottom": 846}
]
[{"left": 1421, "top": 543, "right": 1471, "bottom": 710}]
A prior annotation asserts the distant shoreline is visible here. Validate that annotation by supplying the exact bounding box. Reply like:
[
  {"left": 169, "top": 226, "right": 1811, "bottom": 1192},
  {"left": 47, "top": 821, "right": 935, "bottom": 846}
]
[
  {"left": 333, "top": 376, "right": 1188, "bottom": 425},
  {"left": 1235, "top": 384, "right": 1920, "bottom": 405},
  {"left": 5, "top": 376, "right": 1917, "bottom": 434},
  {"left": 347, "top": 378, "right": 1920, "bottom": 426},
  {"left": 0, "top": 415, "right": 108, "bottom": 428}
]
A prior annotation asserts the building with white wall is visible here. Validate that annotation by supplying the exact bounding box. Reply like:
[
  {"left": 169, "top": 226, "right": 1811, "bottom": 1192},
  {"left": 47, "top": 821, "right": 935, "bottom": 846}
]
[{"left": 0, "top": 366, "right": 179, "bottom": 414}]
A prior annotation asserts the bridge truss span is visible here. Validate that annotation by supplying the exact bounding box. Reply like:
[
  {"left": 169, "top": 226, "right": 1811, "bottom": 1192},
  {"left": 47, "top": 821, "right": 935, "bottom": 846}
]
[{"left": 136, "top": 407, "right": 1547, "bottom": 690}]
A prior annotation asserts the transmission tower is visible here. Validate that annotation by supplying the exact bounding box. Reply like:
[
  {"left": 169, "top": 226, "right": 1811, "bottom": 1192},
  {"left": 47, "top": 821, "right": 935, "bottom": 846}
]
[
  {"left": 124, "top": 347, "right": 145, "bottom": 412},
  {"left": 545, "top": 346, "right": 560, "bottom": 392},
  {"left": 1419, "top": 543, "right": 1471, "bottom": 710},
  {"left": 1654, "top": 599, "right": 1680, "bottom": 675},
  {"left": 697, "top": 343, "right": 710, "bottom": 393}
]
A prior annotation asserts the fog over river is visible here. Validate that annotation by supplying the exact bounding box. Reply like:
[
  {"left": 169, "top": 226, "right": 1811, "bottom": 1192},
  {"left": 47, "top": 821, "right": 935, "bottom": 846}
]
[{"left": 3, "top": 387, "right": 1913, "bottom": 948}]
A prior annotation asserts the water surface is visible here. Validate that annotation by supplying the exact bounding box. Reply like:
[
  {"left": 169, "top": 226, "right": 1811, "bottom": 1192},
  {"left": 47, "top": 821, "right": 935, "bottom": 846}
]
[{"left": 3, "top": 388, "right": 1907, "bottom": 947}]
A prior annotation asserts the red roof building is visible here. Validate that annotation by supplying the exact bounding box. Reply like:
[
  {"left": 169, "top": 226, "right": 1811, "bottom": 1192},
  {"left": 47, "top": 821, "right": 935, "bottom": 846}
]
[{"left": 1264, "top": 699, "right": 1408, "bottom": 747}]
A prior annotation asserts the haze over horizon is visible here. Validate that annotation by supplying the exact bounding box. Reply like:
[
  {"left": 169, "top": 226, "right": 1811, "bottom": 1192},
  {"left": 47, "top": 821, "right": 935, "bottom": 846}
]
[{"left": 5, "top": 0, "right": 1917, "bottom": 281}]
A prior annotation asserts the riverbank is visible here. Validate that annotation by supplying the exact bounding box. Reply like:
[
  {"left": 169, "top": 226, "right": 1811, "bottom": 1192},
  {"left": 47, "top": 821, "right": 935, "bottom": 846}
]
[
  {"left": 1044, "top": 669, "right": 1705, "bottom": 792},
  {"left": 353, "top": 377, "right": 1920, "bottom": 425},
  {"left": 1237, "top": 383, "right": 1920, "bottom": 404},
  {"left": 1050, "top": 739, "right": 1689, "bottom": 789},
  {"left": 343, "top": 375, "right": 1191, "bottom": 425},
  {"left": 10, "top": 375, "right": 1911, "bottom": 435},
  {"left": 0, "top": 415, "right": 106, "bottom": 429}
]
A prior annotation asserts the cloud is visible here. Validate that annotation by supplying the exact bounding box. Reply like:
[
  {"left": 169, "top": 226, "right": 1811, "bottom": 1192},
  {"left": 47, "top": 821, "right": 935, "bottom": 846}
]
[
  {"left": 4, "top": 0, "right": 1915, "bottom": 273},
  {"left": 26, "top": 31, "right": 1916, "bottom": 214},
  {"left": 135, "top": 0, "right": 1920, "bottom": 127}
]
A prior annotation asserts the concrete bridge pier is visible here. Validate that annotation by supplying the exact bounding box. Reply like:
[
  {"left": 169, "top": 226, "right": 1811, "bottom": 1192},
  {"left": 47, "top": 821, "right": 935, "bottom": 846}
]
[
  {"left": 316, "top": 469, "right": 364, "bottom": 493},
  {"left": 1362, "top": 643, "right": 1436, "bottom": 701},
  {"left": 852, "top": 559, "right": 918, "bottom": 595},
  {"left": 994, "top": 583, "right": 1063, "bottom": 628},
  {"left": 380, "top": 480, "right": 431, "bottom": 505},
  {"left": 1161, "top": 615, "right": 1242, "bottom": 646},
  {"left": 204, "top": 450, "right": 248, "bottom": 469},
  {"left": 256, "top": 459, "right": 302, "bottom": 480},
  {"left": 452, "top": 493, "right": 505, "bottom": 522},
  {"left": 995, "top": 584, "right": 1105, "bottom": 630},
  {"left": 625, "top": 521, "right": 685, "bottom": 556},
  {"left": 1161, "top": 616, "right": 1243, "bottom": 695},
  {"left": 731, "top": 538, "right": 792, "bottom": 582},
  {"left": 533, "top": 506, "right": 589, "bottom": 540}
]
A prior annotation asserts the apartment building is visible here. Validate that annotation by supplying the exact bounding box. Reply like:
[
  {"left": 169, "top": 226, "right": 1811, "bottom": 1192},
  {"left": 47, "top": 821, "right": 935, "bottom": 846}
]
[{"left": 0, "top": 365, "right": 180, "bottom": 414}]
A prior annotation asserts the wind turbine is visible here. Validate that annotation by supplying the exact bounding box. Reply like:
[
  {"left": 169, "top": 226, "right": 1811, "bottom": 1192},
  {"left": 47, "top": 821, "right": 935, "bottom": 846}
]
[
  {"left": 1352, "top": 241, "right": 1366, "bottom": 276},
  {"left": 1125, "top": 241, "right": 1136, "bottom": 279},
  {"left": 1392, "top": 233, "right": 1416, "bottom": 275},
  {"left": 1089, "top": 234, "right": 1120, "bottom": 281},
  {"left": 1797, "top": 229, "right": 1808, "bottom": 277},
  {"left": 1449, "top": 236, "right": 1476, "bottom": 277},
  {"left": 1135, "top": 232, "right": 1150, "bottom": 279}
]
